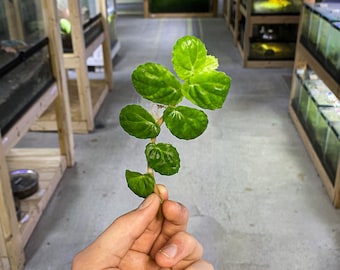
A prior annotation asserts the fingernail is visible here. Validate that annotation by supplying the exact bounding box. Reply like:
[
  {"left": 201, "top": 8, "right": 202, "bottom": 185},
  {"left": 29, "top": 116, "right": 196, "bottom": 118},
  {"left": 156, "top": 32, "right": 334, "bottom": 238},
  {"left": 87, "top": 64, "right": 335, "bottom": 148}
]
[
  {"left": 139, "top": 194, "right": 159, "bottom": 210},
  {"left": 138, "top": 196, "right": 153, "bottom": 209},
  {"left": 159, "top": 244, "right": 177, "bottom": 258}
]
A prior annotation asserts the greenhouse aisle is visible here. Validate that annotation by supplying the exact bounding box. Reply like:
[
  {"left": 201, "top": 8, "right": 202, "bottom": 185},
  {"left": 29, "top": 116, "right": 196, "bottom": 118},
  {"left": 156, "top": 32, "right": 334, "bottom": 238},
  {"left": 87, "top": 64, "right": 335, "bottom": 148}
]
[{"left": 22, "top": 16, "right": 340, "bottom": 270}]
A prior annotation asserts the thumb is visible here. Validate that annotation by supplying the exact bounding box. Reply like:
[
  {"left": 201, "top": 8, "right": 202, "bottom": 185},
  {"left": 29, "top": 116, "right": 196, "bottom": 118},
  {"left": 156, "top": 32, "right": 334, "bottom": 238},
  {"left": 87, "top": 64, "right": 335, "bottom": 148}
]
[{"left": 73, "top": 194, "right": 162, "bottom": 269}]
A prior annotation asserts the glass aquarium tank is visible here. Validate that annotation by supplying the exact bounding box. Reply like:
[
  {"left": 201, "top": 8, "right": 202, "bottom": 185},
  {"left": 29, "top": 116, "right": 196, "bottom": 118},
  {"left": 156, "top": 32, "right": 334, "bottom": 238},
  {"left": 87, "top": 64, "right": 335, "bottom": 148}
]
[
  {"left": 149, "top": 0, "right": 212, "bottom": 13},
  {"left": 307, "top": 8, "right": 321, "bottom": 53},
  {"left": 242, "top": 0, "right": 303, "bottom": 14},
  {"left": 0, "top": 0, "right": 54, "bottom": 135},
  {"left": 300, "top": 4, "right": 312, "bottom": 44},
  {"left": 325, "top": 22, "right": 340, "bottom": 83},
  {"left": 323, "top": 121, "right": 340, "bottom": 184},
  {"left": 315, "top": 4, "right": 340, "bottom": 65},
  {"left": 248, "top": 23, "right": 297, "bottom": 60},
  {"left": 292, "top": 73, "right": 304, "bottom": 112},
  {"left": 248, "top": 42, "right": 296, "bottom": 60},
  {"left": 295, "top": 79, "right": 311, "bottom": 123},
  {"left": 57, "top": 0, "right": 103, "bottom": 52},
  {"left": 106, "top": 0, "right": 118, "bottom": 48},
  {"left": 303, "top": 79, "right": 339, "bottom": 152}
]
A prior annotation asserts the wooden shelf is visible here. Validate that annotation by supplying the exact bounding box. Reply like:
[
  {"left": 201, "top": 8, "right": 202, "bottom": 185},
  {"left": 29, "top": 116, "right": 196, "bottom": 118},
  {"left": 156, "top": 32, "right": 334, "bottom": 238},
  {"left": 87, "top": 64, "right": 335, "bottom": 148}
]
[
  {"left": 0, "top": 0, "right": 74, "bottom": 268},
  {"left": 230, "top": 0, "right": 300, "bottom": 67},
  {"left": 6, "top": 148, "right": 67, "bottom": 246},
  {"left": 289, "top": 106, "right": 337, "bottom": 205},
  {"left": 31, "top": 79, "right": 109, "bottom": 133},
  {"left": 34, "top": 0, "right": 114, "bottom": 134},
  {"left": 288, "top": 4, "right": 340, "bottom": 208},
  {"left": 295, "top": 43, "right": 340, "bottom": 99},
  {"left": 224, "top": 0, "right": 241, "bottom": 46}
]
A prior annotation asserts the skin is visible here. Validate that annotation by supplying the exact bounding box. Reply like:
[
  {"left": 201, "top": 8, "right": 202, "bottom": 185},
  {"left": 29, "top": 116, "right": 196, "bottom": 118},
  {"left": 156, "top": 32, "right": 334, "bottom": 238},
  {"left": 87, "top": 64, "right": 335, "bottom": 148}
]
[{"left": 72, "top": 185, "right": 213, "bottom": 270}]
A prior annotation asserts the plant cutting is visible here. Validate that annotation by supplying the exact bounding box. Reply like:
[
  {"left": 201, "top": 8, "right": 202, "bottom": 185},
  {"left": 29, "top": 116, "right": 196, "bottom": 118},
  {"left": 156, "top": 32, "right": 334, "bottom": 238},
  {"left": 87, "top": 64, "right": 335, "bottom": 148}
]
[{"left": 119, "top": 35, "right": 231, "bottom": 199}]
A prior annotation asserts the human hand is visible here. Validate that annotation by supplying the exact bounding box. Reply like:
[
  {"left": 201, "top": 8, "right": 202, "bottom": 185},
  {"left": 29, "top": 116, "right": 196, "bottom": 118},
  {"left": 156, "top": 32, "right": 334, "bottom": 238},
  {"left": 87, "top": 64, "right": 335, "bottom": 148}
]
[{"left": 72, "top": 185, "right": 213, "bottom": 270}]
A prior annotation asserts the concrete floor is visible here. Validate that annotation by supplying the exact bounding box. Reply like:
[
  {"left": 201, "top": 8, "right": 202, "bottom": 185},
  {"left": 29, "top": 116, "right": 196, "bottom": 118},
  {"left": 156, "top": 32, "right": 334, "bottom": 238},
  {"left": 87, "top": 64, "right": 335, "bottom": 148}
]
[{"left": 22, "top": 16, "right": 340, "bottom": 270}]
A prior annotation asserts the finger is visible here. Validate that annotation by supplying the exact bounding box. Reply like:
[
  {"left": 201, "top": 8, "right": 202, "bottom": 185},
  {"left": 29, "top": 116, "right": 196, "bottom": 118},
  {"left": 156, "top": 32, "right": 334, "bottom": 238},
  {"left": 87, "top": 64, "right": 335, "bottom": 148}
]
[
  {"left": 184, "top": 260, "right": 214, "bottom": 270},
  {"left": 155, "top": 231, "right": 203, "bottom": 269},
  {"left": 150, "top": 200, "right": 189, "bottom": 256},
  {"left": 73, "top": 194, "right": 162, "bottom": 269},
  {"left": 156, "top": 184, "right": 168, "bottom": 201}
]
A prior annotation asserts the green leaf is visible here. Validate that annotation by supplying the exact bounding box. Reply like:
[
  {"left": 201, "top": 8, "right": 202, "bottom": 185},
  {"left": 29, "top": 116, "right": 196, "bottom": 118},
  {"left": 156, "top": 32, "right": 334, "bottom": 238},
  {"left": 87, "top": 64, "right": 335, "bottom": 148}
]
[
  {"left": 163, "top": 106, "right": 208, "bottom": 140},
  {"left": 203, "top": 55, "right": 219, "bottom": 72},
  {"left": 125, "top": 170, "right": 155, "bottom": 198},
  {"left": 132, "top": 63, "right": 183, "bottom": 106},
  {"left": 145, "top": 143, "right": 180, "bottom": 175},
  {"left": 182, "top": 71, "right": 231, "bottom": 110},
  {"left": 119, "top": 104, "right": 160, "bottom": 139},
  {"left": 172, "top": 36, "right": 208, "bottom": 80}
]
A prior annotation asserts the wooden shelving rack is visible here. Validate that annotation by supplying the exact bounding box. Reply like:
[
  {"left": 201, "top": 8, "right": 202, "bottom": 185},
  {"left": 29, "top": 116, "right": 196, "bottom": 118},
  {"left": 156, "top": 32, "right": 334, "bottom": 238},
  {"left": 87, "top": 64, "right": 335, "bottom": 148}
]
[
  {"left": 223, "top": 0, "right": 241, "bottom": 46},
  {"left": 0, "top": 0, "right": 74, "bottom": 269},
  {"left": 143, "top": 0, "right": 218, "bottom": 18},
  {"left": 288, "top": 5, "right": 340, "bottom": 207},
  {"left": 225, "top": 0, "right": 301, "bottom": 68},
  {"left": 31, "top": 0, "right": 114, "bottom": 133}
]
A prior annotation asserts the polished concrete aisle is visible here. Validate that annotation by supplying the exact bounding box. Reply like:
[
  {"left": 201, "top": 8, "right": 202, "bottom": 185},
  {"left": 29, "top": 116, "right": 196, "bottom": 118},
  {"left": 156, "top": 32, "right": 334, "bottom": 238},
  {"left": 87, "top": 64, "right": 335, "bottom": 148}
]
[{"left": 23, "top": 17, "right": 340, "bottom": 269}]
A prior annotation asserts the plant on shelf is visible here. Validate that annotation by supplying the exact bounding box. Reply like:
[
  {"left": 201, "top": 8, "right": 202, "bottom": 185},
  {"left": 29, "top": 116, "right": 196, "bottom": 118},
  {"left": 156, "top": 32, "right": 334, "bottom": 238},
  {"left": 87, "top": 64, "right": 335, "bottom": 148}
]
[{"left": 119, "top": 35, "right": 231, "bottom": 198}]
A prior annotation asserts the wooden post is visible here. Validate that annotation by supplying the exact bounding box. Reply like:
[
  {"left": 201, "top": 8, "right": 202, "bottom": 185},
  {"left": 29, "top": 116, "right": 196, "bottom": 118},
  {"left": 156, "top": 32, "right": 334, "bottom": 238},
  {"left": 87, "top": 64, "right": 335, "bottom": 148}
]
[
  {"left": 41, "top": 0, "right": 75, "bottom": 167},
  {"left": 144, "top": 0, "right": 150, "bottom": 18},
  {"left": 0, "top": 134, "right": 25, "bottom": 270},
  {"left": 97, "top": 0, "right": 114, "bottom": 91},
  {"left": 67, "top": 0, "right": 95, "bottom": 131}
]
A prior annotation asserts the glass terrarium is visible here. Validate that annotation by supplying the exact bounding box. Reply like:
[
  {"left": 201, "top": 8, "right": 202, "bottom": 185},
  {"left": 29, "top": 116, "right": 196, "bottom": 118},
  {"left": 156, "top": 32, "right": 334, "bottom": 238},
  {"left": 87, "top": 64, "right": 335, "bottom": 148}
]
[
  {"left": 323, "top": 121, "right": 340, "bottom": 184},
  {"left": 242, "top": 0, "right": 302, "bottom": 14},
  {"left": 315, "top": 4, "right": 340, "bottom": 64},
  {"left": 324, "top": 22, "right": 340, "bottom": 83},
  {"left": 149, "top": 0, "right": 212, "bottom": 13},
  {"left": 58, "top": 0, "right": 103, "bottom": 52},
  {"left": 0, "top": 0, "right": 54, "bottom": 135}
]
